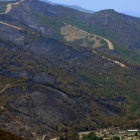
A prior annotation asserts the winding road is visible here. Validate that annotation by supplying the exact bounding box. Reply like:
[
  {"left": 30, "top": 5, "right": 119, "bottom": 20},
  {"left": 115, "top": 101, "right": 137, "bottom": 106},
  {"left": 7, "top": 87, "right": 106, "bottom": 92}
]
[
  {"left": 96, "top": 35, "right": 114, "bottom": 50},
  {"left": 102, "top": 56, "right": 126, "bottom": 67},
  {"left": 0, "top": 0, "right": 25, "bottom": 14},
  {"left": 0, "top": 0, "right": 24, "bottom": 29},
  {"left": 92, "top": 51, "right": 126, "bottom": 68},
  {"left": 0, "top": 21, "right": 22, "bottom": 30}
]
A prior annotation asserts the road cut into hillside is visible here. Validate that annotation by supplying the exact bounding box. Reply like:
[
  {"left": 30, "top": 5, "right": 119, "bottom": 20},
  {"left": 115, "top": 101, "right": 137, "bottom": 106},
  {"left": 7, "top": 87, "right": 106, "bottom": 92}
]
[
  {"left": 92, "top": 51, "right": 126, "bottom": 68},
  {"left": 4, "top": 0, "right": 25, "bottom": 14},
  {"left": 0, "top": 21, "right": 22, "bottom": 30},
  {"left": 96, "top": 35, "right": 114, "bottom": 50},
  {"left": 102, "top": 56, "right": 126, "bottom": 67},
  {"left": 0, "top": 84, "right": 11, "bottom": 94},
  {"left": 0, "top": 0, "right": 24, "bottom": 14}
]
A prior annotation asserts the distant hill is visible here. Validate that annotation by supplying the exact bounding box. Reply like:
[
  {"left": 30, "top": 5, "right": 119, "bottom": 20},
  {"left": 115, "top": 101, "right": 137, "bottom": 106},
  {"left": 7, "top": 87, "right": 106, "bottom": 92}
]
[
  {"left": 62, "top": 5, "right": 95, "bottom": 13},
  {"left": 122, "top": 10, "right": 140, "bottom": 18},
  {"left": 40, "top": 0, "right": 95, "bottom": 13},
  {"left": 39, "top": 0, "right": 54, "bottom": 5}
]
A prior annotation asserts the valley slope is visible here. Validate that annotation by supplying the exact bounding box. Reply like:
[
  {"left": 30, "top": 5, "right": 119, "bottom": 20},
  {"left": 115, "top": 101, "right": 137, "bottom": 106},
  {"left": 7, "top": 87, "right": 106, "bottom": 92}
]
[{"left": 0, "top": 0, "right": 140, "bottom": 139}]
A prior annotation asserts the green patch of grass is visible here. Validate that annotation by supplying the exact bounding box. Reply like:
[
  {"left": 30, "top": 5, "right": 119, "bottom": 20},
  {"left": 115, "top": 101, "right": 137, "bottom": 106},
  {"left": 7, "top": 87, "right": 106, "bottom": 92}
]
[
  {"left": 100, "top": 39, "right": 108, "bottom": 45},
  {"left": 113, "top": 41, "right": 140, "bottom": 65},
  {"left": 73, "top": 38, "right": 84, "bottom": 45},
  {"left": 0, "top": 5, "right": 6, "bottom": 13},
  {"left": 59, "top": 15, "right": 119, "bottom": 41},
  {"left": 128, "top": 104, "right": 140, "bottom": 115},
  {"left": 85, "top": 37, "right": 95, "bottom": 47},
  {"left": 30, "top": 10, "right": 65, "bottom": 38}
]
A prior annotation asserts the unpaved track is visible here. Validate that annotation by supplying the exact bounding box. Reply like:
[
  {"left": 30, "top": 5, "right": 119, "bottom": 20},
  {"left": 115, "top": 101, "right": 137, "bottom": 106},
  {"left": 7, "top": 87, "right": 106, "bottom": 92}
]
[
  {"left": 92, "top": 50, "right": 126, "bottom": 67},
  {"left": 0, "top": 84, "right": 11, "bottom": 94},
  {"left": 0, "top": 21, "right": 22, "bottom": 30},
  {"left": 96, "top": 35, "right": 114, "bottom": 50},
  {"left": 4, "top": 0, "right": 25, "bottom": 14},
  {"left": 102, "top": 56, "right": 126, "bottom": 67}
]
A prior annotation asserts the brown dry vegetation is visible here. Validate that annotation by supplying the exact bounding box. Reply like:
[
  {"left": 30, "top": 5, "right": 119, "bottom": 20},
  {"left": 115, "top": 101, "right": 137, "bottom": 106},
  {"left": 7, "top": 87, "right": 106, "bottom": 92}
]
[
  {"left": 61, "top": 24, "right": 103, "bottom": 48},
  {"left": 61, "top": 23, "right": 114, "bottom": 50}
]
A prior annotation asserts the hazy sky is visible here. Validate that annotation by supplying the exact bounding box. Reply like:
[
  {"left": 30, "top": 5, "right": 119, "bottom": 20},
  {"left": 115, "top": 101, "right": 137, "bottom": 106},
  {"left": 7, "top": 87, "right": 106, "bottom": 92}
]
[{"left": 49, "top": 0, "right": 140, "bottom": 13}]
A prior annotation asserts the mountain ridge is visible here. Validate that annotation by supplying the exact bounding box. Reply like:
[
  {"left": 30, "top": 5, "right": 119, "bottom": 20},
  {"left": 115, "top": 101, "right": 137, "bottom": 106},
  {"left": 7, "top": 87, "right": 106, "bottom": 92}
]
[{"left": 40, "top": 0, "right": 95, "bottom": 13}]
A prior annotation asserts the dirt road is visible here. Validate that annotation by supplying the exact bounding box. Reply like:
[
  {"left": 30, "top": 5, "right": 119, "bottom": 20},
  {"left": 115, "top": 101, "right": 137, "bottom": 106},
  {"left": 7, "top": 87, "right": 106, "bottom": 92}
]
[
  {"left": 0, "top": 0, "right": 24, "bottom": 30},
  {"left": 97, "top": 35, "right": 114, "bottom": 50},
  {"left": 4, "top": 0, "right": 25, "bottom": 14},
  {"left": 0, "top": 84, "right": 11, "bottom": 94},
  {"left": 102, "top": 56, "right": 126, "bottom": 67},
  {"left": 0, "top": 21, "right": 22, "bottom": 30}
]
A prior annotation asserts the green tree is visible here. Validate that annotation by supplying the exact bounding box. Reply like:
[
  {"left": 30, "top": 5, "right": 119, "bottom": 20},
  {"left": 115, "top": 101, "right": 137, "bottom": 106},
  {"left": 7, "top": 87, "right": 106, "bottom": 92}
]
[
  {"left": 111, "top": 136, "right": 120, "bottom": 140},
  {"left": 135, "top": 132, "right": 138, "bottom": 136},
  {"left": 82, "top": 132, "right": 103, "bottom": 140}
]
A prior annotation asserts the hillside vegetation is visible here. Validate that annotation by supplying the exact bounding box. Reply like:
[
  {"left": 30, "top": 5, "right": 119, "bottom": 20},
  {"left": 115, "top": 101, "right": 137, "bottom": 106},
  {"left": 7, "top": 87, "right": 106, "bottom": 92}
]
[
  {"left": 0, "top": 128, "right": 27, "bottom": 140},
  {"left": 1, "top": 0, "right": 140, "bottom": 139}
]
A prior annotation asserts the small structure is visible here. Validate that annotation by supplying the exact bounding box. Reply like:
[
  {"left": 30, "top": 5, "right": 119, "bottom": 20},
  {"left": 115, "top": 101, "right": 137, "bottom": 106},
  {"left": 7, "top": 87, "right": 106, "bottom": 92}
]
[
  {"left": 127, "top": 130, "right": 139, "bottom": 136},
  {"left": 128, "top": 130, "right": 138, "bottom": 132}
]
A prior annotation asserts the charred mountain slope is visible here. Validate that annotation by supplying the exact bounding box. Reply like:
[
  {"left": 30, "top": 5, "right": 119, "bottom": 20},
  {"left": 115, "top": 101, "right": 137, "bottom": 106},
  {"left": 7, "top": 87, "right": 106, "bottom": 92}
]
[{"left": 0, "top": 0, "right": 140, "bottom": 139}]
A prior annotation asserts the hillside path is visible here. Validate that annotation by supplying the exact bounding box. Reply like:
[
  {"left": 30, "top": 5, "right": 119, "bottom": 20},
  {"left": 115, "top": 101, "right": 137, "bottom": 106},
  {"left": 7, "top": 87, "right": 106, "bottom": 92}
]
[
  {"left": 0, "top": 0, "right": 24, "bottom": 14},
  {"left": 0, "top": 21, "right": 22, "bottom": 30},
  {"left": 0, "top": 84, "right": 11, "bottom": 94},
  {"left": 96, "top": 35, "right": 114, "bottom": 50},
  {"left": 4, "top": 0, "right": 25, "bottom": 14},
  {"left": 102, "top": 56, "right": 126, "bottom": 67},
  {"left": 92, "top": 51, "right": 126, "bottom": 67}
]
